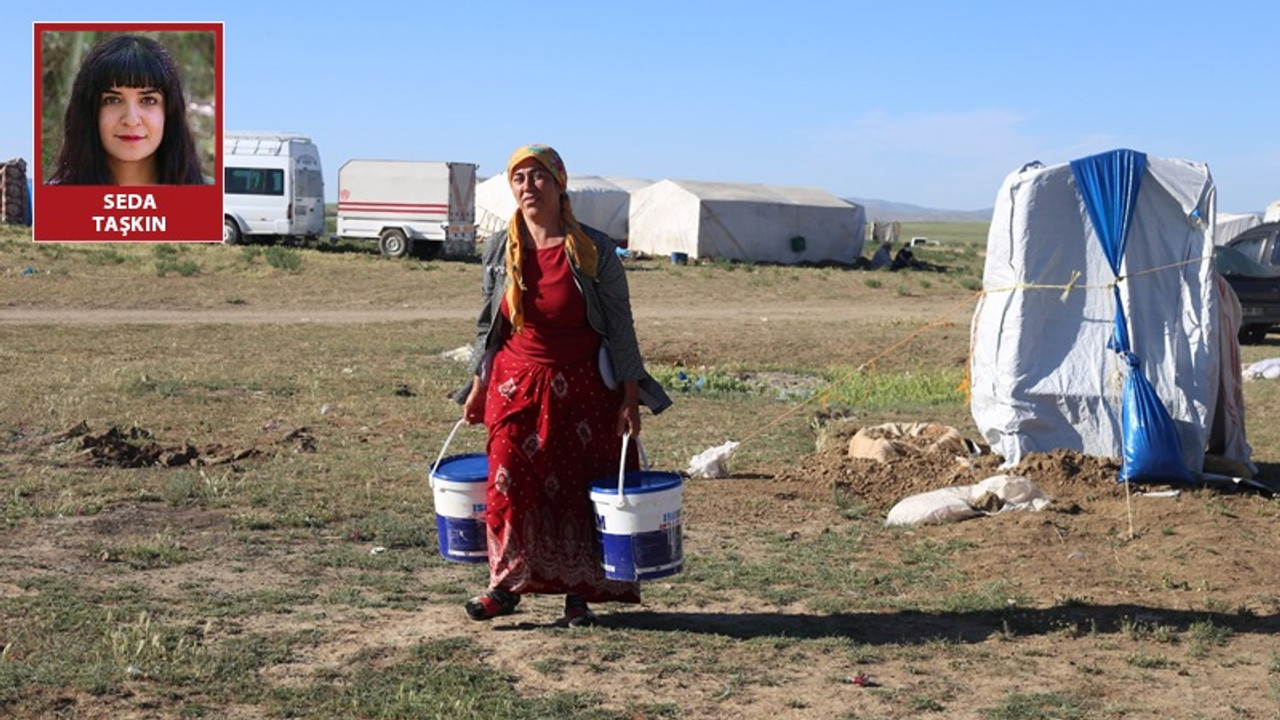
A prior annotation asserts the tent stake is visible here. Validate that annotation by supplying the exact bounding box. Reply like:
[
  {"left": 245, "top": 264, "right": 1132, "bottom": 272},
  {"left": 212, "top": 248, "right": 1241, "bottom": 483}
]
[{"left": 1123, "top": 476, "right": 1135, "bottom": 540}]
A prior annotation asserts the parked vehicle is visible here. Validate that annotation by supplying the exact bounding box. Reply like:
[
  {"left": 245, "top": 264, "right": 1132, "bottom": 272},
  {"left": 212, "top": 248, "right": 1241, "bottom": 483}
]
[
  {"left": 335, "top": 160, "right": 477, "bottom": 258},
  {"left": 1214, "top": 243, "right": 1280, "bottom": 343},
  {"left": 223, "top": 132, "right": 325, "bottom": 245},
  {"left": 1222, "top": 221, "right": 1280, "bottom": 270}
]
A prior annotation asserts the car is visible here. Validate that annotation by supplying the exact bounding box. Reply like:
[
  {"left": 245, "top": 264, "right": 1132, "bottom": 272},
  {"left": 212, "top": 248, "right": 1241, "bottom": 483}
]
[
  {"left": 1223, "top": 221, "right": 1280, "bottom": 269},
  {"left": 1214, "top": 243, "right": 1280, "bottom": 343}
]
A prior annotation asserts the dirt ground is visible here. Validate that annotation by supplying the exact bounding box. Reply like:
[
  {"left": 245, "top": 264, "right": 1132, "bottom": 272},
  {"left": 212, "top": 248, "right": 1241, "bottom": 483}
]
[
  {"left": 3, "top": 249, "right": 1280, "bottom": 719},
  {"left": 7, "top": 421, "right": 1280, "bottom": 719}
]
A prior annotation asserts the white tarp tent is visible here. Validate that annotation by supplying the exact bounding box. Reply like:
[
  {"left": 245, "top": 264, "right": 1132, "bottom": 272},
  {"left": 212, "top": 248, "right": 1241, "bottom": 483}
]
[
  {"left": 970, "top": 151, "right": 1251, "bottom": 478},
  {"left": 475, "top": 173, "right": 632, "bottom": 243},
  {"left": 603, "top": 176, "right": 655, "bottom": 193},
  {"left": 1266, "top": 200, "right": 1280, "bottom": 223},
  {"left": 627, "top": 179, "right": 866, "bottom": 264},
  {"left": 1214, "top": 212, "right": 1261, "bottom": 245},
  {"left": 473, "top": 174, "right": 513, "bottom": 237}
]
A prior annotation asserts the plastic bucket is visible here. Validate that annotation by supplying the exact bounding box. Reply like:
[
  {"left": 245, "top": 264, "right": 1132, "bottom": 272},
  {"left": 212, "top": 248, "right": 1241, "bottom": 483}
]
[
  {"left": 429, "top": 420, "right": 488, "bottom": 563},
  {"left": 590, "top": 435, "right": 684, "bottom": 581},
  {"left": 670, "top": 251, "right": 688, "bottom": 266}
]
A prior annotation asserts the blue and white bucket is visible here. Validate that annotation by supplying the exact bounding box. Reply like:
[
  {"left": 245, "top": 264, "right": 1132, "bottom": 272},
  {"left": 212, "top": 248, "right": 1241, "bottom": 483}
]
[
  {"left": 429, "top": 420, "right": 488, "bottom": 564},
  {"left": 590, "top": 434, "right": 684, "bottom": 581}
]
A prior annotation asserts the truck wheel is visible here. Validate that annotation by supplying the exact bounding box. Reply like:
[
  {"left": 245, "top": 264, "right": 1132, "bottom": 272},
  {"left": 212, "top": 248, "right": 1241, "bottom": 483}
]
[
  {"left": 223, "top": 218, "right": 242, "bottom": 245},
  {"left": 380, "top": 229, "right": 410, "bottom": 258}
]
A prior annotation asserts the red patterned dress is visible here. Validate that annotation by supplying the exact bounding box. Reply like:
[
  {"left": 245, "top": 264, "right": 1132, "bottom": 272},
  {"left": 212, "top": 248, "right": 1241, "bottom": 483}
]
[{"left": 483, "top": 243, "right": 641, "bottom": 603}]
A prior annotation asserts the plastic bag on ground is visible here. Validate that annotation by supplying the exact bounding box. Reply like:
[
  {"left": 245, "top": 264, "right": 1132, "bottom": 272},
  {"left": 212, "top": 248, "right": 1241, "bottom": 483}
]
[
  {"left": 970, "top": 474, "right": 1051, "bottom": 512},
  {"left": 1244, "top": 357, "right": 1280, "bottom": 380},
  {"left": 687, "top": 441, "right": 739, "bottom": 478}
]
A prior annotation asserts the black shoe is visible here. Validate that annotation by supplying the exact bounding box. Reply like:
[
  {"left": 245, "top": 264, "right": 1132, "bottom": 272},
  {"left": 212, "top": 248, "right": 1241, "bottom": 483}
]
[{"left": 558, "top": 594, "right": 598, "bottom": 628}]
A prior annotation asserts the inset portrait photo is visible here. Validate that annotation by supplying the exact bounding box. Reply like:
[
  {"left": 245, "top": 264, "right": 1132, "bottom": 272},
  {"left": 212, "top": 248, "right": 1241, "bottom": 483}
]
[{"left": 33, "top": 22, "right": 223, "bottom": 242}]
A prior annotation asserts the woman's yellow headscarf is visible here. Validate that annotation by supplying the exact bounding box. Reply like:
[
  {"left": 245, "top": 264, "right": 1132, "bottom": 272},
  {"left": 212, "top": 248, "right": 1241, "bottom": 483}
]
[{"left": 504, "top": 144, "right": 598, "bottom": 332}]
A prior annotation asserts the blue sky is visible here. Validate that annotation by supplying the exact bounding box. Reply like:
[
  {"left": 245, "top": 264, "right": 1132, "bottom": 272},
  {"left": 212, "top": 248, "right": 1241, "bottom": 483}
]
[{"left": 7, "top": 1, "right": 1277, "bottom": 213}]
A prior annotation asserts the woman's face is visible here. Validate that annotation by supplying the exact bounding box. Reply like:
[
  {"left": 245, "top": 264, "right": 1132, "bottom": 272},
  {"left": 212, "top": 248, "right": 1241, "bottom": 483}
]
[
  {"left": 509, "top": 157, "right": 562, "bottom": 221},
  {"left": 98, "top": 86, "right": 165, "bottom": 168}
]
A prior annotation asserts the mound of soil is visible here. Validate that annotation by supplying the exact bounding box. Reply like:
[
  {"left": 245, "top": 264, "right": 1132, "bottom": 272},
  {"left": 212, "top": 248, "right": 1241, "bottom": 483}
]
[
  {"left": 35, "top": 421, "right": 317, "bottom": 468},
  {"left": 780, "top": 422, "right": 1123, "bottom": 511}
]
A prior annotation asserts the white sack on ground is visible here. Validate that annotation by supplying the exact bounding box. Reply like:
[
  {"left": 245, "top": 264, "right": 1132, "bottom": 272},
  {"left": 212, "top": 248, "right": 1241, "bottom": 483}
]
[
  {"left": 1245, "top": 358, "right": 1280, "bottom": 380},
  {"left": 847, "top": 422, "right": 969, "bottom": 463},
  {"left": 885, "top": 474, "right": 1050, "bottom": 527},
  {"left": 440, "top": 345, "right": 475, "bottom": 363},
  {"left": 970, "top": 474, "right": 1052, "bottom": 512},
  {"left": 884, "top": 487, "right": 978, "bottom": 526}
]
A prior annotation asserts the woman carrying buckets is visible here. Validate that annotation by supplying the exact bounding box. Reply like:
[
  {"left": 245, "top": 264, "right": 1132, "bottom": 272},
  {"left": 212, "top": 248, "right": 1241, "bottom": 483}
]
[{"left": 459, "top": 144, "right": 672, "bottom": 627}]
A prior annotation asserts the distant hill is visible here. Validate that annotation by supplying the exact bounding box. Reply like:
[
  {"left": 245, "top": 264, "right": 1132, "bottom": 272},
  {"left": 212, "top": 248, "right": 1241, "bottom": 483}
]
[{"left": 846, "top": 197, "right": 992, "bottom": 223}]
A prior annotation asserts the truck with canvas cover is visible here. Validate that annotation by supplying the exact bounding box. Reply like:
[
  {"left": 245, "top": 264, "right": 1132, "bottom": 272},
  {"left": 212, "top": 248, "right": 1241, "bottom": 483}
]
[
  {"left": 223, "top": 132, "right": 325, "bottom": 245},
  {"left": 335, "top": 160, "right": 477, "bottom": 259}
]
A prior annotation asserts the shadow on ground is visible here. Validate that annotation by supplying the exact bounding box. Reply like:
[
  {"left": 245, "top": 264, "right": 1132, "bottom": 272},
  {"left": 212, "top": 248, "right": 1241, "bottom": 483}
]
[{"left": 588, "top": 604, "right": 1280, "bottom": 644}]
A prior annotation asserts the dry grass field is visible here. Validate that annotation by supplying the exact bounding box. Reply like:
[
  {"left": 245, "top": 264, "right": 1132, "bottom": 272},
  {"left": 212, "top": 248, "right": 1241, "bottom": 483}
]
[{"left": 2, "top": 222, "right": 1280, "bottom": 720}]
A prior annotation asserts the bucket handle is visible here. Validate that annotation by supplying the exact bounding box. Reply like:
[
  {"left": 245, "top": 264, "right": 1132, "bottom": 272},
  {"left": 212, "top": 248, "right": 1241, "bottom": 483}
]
[
  {"left": 614, "top": 433, "right": 649, "bottom": 508},
  {"left": 429, "top": 418, "right": 468, "bottom": 490}
]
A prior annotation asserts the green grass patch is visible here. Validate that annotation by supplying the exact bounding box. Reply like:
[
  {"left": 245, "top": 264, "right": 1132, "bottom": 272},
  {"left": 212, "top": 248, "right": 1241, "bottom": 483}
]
[
  {"left": 85, "top": 248, "right": 129, "bottom": 266},
  {"left": 154, "top": 258, "right": 201, "bottom": 277},
  {"left": 673, "top": 527, "right": 982, "bottom": 613},
  {"left": 191, "top": 586, "right": 319, "bottom": 617},
  {"left": 1185, "top": 618, "right": 1231, "bottom": 658},
  {"left": 151, "top": 243, "right": 201, "bottom": 277},
  {"left": 0, "top": 577, "right": 311, "bottom": 708},
  {"left": 93, "top": 529, "right": 198, "bottom": 569},
  {"left": 980, "top": 691, "right": 1087, "bottom": 719},
  {"left": 271, "top": 637, "right": 626, "bottom": 719},
  {"left": 1126, "top": 653, "right": 1176, "bottom": 669},
  {"left": 263, "top": 245, "right": 303, "bottom": 271},
  {"left": 824, "top": 369, "right": 967, "bottom": 411},
  {"left": 649, "top": 366, "right": 752, "bottom": 395}
]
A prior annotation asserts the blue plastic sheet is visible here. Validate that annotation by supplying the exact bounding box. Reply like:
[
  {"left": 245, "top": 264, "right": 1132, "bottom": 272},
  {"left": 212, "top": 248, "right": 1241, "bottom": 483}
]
[
  {"left": 1070, "top": 149, "right": 1193, "bottom": 485},
  {"left": 1070, "top": 149, "right": 1144, "bottom": 354},
  {"left": 1119, "top": 355, "right": 1194, "bottom": 485}
]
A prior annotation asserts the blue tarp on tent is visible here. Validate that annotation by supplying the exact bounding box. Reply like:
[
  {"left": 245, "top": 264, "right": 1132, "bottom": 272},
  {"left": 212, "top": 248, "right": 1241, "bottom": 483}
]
[{"left": 1069, "top": 150, "right": 1193, "bottom": 485}]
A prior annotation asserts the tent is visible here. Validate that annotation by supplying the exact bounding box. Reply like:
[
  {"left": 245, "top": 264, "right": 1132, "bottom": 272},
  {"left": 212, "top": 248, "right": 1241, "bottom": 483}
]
[
  {"left": 602, "top": 176, "right": 655, "bottom": 193},
  {"left": 1266, "top": 200, "right": 1280, "bottom": 223},
  {"left": 970, "top": 150, "right": 1251, "bottom": 481},
  {"left": 1214, "top": 212, "right": 1261, "bottom": 245},
  {"left": 475, "top": 173, "right": 632, "bottom": 243},
  {"left": 627, "top": 179, "right": 866, "bottom": 264}
]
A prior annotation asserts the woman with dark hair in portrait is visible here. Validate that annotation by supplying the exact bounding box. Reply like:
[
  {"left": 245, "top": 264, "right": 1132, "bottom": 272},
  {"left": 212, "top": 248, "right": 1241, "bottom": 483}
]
[{"left": 49, "top": 34, "right": 205, "bottom": 186}]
